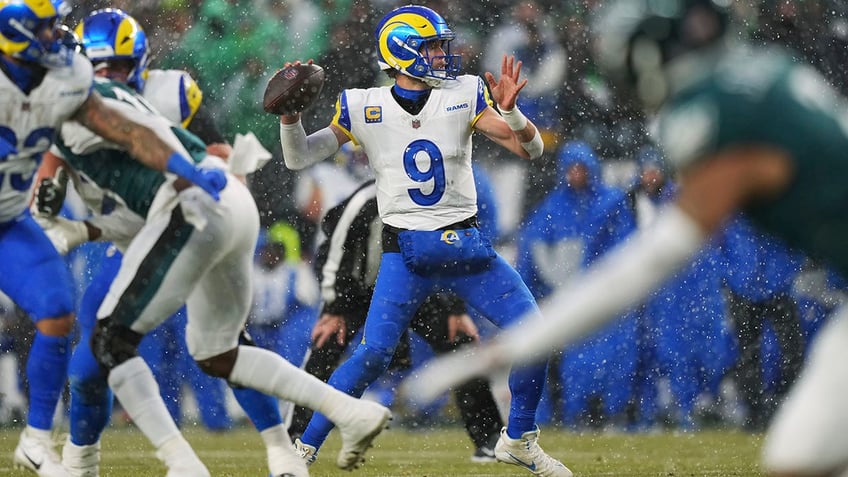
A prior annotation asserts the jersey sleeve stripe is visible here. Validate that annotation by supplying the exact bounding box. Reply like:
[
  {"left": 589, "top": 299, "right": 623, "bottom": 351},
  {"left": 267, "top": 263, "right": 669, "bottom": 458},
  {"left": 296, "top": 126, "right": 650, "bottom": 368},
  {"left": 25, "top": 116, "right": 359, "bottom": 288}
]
[
  {"left": 333, "top": 91, "right": 352, "bottom": 132},
  {"left": 471, "top": 76, "right": 492, "bottom": 127}
]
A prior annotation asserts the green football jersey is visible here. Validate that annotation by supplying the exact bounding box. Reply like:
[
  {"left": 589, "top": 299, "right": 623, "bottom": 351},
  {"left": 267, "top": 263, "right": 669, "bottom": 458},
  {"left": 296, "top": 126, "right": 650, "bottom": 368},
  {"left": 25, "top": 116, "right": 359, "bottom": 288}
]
[
  {"left": 55, "top": 79, "right": 207, "bottom": 218},
  {"left": 655, "top": 45, "right": 848, "bottom": 277}
]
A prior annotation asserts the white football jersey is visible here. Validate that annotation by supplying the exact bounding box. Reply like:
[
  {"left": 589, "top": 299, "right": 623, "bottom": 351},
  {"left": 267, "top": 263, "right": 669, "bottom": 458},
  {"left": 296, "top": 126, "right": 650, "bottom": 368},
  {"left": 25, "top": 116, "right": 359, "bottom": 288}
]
[
  {"left": 0, "top": 52, "right": 92, "bottom": 223},
  {"left": 332, "top": 75, "right": 491, "bottom": 230},
  {"left": 143, "top": 69, "right": 203, "bottom": 128}
]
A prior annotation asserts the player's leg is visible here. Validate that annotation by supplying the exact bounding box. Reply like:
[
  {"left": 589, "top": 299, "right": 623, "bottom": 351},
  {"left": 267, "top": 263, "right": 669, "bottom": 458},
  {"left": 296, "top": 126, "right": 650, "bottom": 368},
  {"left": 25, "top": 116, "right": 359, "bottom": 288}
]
[
  {"left": 288, "top": 313, "right": 361, "bottom": 439},
  {"left": 298, "top": 253, "right": 426, "bottom": 454},
  {"left": 450, "top": 255, "right": 572, "bottom": 477},
  {"left": 171, "top": 310, "right": 232, "bottom": 432},
  {"left": 186, "top": 182, "right": 389, "bottom": 472},
  {"left": 409, "top": 296, "right": 503, "bottom": 461},
  {"left": 1, "top": 215, "right": 75, "bottom": 477},
  {"left": 93, "top": 201, "right": 214, "bottom": 477},
  {"left": 138, "top": 315, "right": 183, "bottom": 424},
  {"left": 227, "top": 330, "right": 298, "bottom": 476},
  {"left": 63, "top": 248, "right": 123, "bottom": 476},
  {"left": 189, "top": 248, "right": 387, "bottom": 473},
  {"left": 762, "top": 305, "right": 848, "bottom": 476}
]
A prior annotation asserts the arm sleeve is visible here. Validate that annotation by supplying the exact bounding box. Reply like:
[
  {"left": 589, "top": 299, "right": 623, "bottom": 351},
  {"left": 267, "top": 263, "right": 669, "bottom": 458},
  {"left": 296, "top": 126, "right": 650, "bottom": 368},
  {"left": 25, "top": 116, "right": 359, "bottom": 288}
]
[{"left": 279, "top": 121, "right": 340, "bottom": 170}]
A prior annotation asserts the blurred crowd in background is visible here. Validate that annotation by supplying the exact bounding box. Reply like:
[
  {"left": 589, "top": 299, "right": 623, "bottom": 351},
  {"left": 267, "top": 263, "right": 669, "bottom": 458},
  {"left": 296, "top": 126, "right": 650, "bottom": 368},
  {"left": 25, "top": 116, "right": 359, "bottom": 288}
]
[{"left": 2, "top": 0, "right": 848, "bottom": 436}]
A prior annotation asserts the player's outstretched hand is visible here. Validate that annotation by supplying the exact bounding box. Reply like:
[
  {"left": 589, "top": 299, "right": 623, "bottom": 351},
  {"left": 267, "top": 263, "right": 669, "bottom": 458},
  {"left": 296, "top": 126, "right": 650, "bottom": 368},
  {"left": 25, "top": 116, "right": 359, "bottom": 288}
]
[{"left": 484, "top": 55, "right": 528, "bottom": 111}]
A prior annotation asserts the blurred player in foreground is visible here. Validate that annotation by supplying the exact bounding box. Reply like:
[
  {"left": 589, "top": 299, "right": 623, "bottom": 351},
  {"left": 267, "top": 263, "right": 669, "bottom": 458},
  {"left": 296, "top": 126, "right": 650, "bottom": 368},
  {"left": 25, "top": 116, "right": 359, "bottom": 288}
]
[
  {"left": 407, "top": 1, "right": 848, "bottom": 475},
  {"left": 32, "top": 9, "right": 309, "bottom": 477},
  {"left": 34, "top": 8, "right": 390, "bottom": 477},
  {"left": 278, "top": 5, "right": 570, "bottom": 476},
  {"left": 0, "top": 1, "right": 230, "bottom": 475}
]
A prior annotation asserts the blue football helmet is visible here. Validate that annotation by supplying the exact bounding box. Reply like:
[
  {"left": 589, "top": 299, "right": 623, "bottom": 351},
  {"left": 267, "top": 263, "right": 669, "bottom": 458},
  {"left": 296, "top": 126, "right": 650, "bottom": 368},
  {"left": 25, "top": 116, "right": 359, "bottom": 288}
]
[
  {"left": 75, "top": 8, "right": 149, "bottom": 92},
  {"left": 0, "top": 0, "right": 74, "bottom": 68},
  {"left": 375, "top": 5, "right": 460, "bottom": 87}
]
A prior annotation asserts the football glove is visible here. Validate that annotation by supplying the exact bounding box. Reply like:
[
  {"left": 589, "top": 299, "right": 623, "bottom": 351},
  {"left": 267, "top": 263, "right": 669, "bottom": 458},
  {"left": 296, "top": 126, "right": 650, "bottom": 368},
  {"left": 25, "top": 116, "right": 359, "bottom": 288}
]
[{"left": 35, "top": 167, "right": 69, "bottom": 217}]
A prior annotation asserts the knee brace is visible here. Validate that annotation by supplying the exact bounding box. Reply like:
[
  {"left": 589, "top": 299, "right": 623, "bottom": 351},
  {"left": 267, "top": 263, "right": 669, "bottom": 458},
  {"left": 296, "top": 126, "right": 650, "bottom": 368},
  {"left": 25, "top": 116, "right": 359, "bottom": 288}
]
[{"left": 90, "top": 317, "right": 143, "bottom": 372}]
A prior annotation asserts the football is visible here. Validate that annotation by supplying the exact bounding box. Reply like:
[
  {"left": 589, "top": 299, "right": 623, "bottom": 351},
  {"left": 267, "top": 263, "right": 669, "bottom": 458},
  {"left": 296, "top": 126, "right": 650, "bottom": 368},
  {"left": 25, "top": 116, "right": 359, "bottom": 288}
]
[{"left": 262, "top": 63, "right": 325, "bottom": 115}]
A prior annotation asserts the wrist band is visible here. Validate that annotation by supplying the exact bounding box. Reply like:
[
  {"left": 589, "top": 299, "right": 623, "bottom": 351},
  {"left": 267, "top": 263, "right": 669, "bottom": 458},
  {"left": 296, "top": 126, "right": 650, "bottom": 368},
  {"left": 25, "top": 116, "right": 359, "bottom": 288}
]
[{"left": 500, "top": 106, "right": 528, "bottom": 131}]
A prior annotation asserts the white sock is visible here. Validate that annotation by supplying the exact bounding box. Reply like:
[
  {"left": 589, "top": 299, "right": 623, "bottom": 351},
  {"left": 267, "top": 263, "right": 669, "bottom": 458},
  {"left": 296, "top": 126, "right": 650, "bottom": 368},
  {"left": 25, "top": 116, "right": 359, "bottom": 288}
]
[
  {"left": 228, "top": 346, "right": 356, "bottom": 423},
  {"left": 107, "top": 357, "right": 181, "bottom": 448},
  {"left": 25, "top": 425, "right": 52, "bottom": 441}
]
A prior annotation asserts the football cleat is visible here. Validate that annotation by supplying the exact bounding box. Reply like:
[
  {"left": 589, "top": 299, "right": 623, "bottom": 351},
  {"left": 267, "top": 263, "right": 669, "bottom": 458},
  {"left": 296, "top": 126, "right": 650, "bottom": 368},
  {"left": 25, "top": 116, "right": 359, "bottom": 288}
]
[
  {"left": 494, "top": 427, "right": 573, "bottom": 477},
  {"left": 61, "top": 439, "right": 100, "bottom": 477},
  {"left": 292, "top": 439, "right": 317, "bottom": 466},
  {"left": 266, "top": 443, "right": 309, "bottom": 477},
  {"left": 13, "top": 428, "right": 70, "bottom": 477},
  {"left": 335, "top": 400, "right": 392, "bottom": 470}
]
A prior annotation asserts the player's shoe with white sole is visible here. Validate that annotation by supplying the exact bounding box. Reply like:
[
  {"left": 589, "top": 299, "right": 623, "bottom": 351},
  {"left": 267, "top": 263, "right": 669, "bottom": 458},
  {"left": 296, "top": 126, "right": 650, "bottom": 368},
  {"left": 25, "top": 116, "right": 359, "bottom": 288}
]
[
  {"left": 61, "top": 439, "right": 100, "bottom": 477},
  {"left": 494, "top": 427, "right": 573, "bottom": 477},
  {"left": 292, "top": 439, "right": 317, "bottom": 466},
  {"left": 13, "top": 428, "right": 70, "bottom": 477},
  {"left": 335, "top": 400, "right": 392, "bottom": 470},
  {"left": 267, "top": 443, "right": 310, "bottom": 477}
]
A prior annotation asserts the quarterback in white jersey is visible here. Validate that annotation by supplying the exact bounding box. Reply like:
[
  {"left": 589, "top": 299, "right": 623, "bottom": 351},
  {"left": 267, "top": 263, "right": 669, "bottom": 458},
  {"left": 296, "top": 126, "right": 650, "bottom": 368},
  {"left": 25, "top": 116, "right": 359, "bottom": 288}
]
[
  {"left": 279, "top": 5, "right": 570, "bottom": 476},
  {"left": 0, "top": 3, "right": 227, "bottom": 477}
]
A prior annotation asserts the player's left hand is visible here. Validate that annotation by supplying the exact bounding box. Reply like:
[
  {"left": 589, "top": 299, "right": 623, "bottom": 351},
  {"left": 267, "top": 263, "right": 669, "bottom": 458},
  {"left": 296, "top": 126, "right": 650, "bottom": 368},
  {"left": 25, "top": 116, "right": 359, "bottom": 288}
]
[
  {"left": 448, "top": 313, "right": 479, "bottom": 343},
  {"left": 484, "top": 55, "right": 528, "bottom": 111}
]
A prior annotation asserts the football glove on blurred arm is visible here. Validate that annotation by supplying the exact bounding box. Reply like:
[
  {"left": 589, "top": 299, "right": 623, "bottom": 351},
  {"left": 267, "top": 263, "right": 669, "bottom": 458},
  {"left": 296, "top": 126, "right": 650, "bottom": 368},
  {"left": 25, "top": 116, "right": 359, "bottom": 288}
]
[{"left": 34, "top": 167, "right": 69, "bottom": 217}]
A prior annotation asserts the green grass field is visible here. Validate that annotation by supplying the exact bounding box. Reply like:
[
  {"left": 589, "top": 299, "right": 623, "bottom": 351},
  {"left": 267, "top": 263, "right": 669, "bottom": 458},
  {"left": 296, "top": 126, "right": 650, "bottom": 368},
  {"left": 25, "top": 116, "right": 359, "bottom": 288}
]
[{"left": 0, "top": 425, "right": 765, "bottom": 476}]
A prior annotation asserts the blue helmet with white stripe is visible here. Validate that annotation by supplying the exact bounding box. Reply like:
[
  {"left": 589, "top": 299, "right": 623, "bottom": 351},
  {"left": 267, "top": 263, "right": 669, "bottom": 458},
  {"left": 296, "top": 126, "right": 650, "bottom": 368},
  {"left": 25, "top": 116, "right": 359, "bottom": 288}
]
[
  {"left": 375, "top": 5, "right": 461, "bottom": 87},
  {"left": 75, "top": 8, "right": 149, "bottom": 92}
]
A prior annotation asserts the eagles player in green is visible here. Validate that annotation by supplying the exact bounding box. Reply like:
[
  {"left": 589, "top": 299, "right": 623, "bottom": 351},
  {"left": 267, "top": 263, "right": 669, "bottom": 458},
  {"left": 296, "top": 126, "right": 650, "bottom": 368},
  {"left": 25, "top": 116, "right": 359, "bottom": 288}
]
[
  {"left": 407, "top": 1, "right": 848, "bottom": 475},
  {"left": 38, "top": 13, "right": 390, "bottom": 476}
]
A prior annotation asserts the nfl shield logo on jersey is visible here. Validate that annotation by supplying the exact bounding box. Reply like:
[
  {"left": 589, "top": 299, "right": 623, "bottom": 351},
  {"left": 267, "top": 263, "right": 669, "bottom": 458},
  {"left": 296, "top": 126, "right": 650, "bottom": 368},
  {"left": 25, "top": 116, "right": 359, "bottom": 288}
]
[{"left": 412, "top": 119, "right": 421, "bottom": 129}]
